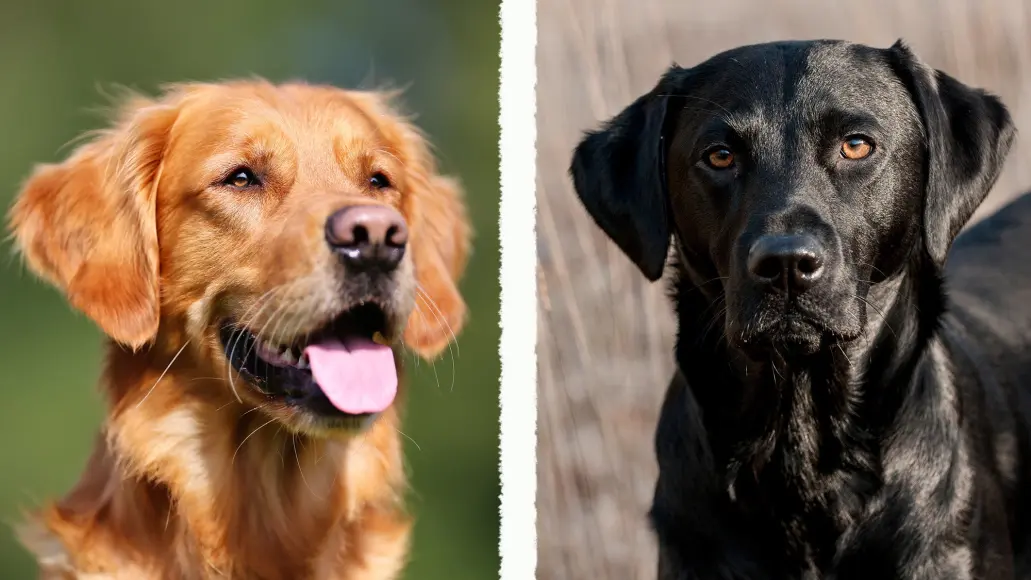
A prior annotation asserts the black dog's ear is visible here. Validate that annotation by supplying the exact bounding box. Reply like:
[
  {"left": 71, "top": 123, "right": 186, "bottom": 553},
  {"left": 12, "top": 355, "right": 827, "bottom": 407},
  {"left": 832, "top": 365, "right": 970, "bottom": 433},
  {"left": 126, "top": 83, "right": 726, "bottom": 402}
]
[
  {"left": 570, "top": 76, "right": 677, "bottom": 281},
  {"left": 889, "top": 39, "right": 1016, "bottom": 266}
]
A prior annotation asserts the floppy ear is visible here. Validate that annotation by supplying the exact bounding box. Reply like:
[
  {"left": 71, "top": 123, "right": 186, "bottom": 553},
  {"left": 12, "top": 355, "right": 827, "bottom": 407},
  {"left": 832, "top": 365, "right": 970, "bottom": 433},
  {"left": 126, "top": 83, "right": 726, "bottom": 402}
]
[
  {"left": 7, "top": 96, "right": 179, "bottom": 349},
  {"left": 889, "top": 40, "right": 1016, "bottom": 266},
  {"left": 403, "top": 172, "right": 471, "bottom": 359},
  {"left": 569, "top": 72, "right": 680, "bottom": 281}
]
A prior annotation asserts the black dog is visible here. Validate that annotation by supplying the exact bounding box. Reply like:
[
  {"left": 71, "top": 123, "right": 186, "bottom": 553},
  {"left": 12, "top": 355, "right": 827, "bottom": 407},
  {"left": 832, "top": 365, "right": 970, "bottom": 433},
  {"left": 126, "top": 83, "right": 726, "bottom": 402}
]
[{"left": 570, "top": 39, "right": 1031, "bottom": 579}]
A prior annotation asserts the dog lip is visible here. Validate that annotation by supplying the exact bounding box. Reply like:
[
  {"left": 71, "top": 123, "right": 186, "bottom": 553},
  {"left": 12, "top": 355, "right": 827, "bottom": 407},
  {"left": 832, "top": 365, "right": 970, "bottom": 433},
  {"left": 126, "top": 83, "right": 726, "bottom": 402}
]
[
  {"left": 736, "top": 308, "right": 861, "bottom": 352},
  {"left": 227, "top": 299, "right": 394, "bottom": 351}
]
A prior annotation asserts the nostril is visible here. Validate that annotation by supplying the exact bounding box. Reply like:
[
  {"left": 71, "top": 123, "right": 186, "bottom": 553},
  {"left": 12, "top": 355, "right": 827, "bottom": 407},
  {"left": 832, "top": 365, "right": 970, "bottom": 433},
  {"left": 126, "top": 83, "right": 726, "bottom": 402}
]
[
  {"left": 385, "top": 225, "right": 404, "bottom": 247},
  {"left": 753, "top": 256, "right": 784, "bottom": 281},
  {"left": 351, "top": 224, "right": 370, "bottom": 247},
  {"left": 796, "top": 254, "right": 822, "bottom": 276}
]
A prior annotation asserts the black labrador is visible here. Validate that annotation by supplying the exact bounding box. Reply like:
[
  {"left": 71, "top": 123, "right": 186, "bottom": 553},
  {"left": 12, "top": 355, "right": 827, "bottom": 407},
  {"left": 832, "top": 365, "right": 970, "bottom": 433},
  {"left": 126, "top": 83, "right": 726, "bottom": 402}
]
[{"left": 570, "top": 39, "right": 1031, "bottom": 579}]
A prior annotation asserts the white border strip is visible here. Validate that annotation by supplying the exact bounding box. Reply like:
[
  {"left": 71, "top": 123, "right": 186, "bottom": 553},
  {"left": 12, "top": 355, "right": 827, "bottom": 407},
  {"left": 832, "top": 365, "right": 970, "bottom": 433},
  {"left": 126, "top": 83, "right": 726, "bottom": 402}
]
[{"left": 499, "top": 0, "right": 538, "bottom": 578}]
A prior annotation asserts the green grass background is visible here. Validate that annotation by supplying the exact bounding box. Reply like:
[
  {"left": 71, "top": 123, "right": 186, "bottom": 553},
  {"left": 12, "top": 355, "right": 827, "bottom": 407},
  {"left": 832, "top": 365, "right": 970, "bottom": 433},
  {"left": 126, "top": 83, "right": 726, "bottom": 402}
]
[{"left": 0, "top": 1, "right": 500, "bottom": 578}]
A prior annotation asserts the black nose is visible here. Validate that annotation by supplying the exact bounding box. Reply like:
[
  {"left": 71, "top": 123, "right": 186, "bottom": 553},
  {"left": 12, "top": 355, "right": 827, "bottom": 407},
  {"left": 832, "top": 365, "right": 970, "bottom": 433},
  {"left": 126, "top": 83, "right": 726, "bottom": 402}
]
[
  {"left": 747, "top": 234, "right": 826, "bottom": 293},
  {"left": 325, "top": 205, "right": 408, "bottom": 271}
]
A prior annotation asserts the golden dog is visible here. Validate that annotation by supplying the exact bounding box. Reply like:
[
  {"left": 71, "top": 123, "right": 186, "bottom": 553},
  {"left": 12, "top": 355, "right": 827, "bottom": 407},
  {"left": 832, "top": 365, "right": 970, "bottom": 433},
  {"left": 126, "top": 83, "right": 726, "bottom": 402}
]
[{"left": 8, "top": 81, "right": 470, "bottom": 579}]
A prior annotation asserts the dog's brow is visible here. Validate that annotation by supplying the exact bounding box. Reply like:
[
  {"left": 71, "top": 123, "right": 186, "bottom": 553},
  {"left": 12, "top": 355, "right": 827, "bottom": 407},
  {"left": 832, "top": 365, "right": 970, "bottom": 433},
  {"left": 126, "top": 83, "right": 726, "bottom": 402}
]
[
  {"left": 817, "top": 109, "right": 882, "bottom": 136},
  {"left": 693, "top": 106, "right": 771, "bottom": 147},
  {"left": 204, "top": 149, "right": 277, "bottom": 179},
  {"left": 696, "top": 123, "right": 735, "bottom": 148}
]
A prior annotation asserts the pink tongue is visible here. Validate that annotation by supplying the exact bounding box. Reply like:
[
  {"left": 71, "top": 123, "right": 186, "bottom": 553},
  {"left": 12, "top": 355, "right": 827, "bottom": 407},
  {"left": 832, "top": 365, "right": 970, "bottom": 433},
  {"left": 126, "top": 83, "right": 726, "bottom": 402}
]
[{"left": 304, "top": 337, "right": 397, "bottom": 414}]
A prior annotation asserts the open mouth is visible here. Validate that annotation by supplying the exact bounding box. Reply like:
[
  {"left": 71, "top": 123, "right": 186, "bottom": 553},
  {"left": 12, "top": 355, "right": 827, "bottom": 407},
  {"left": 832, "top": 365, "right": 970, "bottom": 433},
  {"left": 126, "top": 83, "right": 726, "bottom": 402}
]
[{"left": 219, "top": 302, "right": 398, "bottom": 419}]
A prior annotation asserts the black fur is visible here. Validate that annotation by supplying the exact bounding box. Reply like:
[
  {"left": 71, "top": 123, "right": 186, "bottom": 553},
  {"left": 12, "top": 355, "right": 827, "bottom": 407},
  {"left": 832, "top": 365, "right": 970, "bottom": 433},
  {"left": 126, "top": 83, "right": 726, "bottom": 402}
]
[
  {"left": 571, "top": 87, "right": 675, "bottom": 280},
  {"left": 570, "top": 39, "right": 1030, "bottom": 579}
]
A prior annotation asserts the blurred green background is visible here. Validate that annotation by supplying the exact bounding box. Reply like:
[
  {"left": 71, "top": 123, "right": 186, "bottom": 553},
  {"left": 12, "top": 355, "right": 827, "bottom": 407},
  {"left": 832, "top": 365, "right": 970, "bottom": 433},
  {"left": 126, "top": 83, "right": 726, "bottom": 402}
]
[{"left": 0, "top": 1, "right": 499, "bottom": 578}]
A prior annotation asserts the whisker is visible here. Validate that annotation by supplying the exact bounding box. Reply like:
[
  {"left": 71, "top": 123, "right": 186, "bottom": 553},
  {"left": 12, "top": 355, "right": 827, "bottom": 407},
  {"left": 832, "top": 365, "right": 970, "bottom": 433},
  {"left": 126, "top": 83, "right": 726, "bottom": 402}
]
[
  {"left": 699, "top": 296, "right": 729, "bottom": 345},
  {"left": 232, "top": 417, "right": 276, "bottom": 466},
  {"left": 241, "top": 403, "right": 268, "bottom": 418},
  {"left": 236, "top": 286, "right": 286, "bottom": 329},
  {"left": 225, "top": 288, "right": 293, "bottom": 405},
  {"left": 274, "top": 426, "right": 285, "bottom": 468},
  {"left": 293, "top": 434, "right": 324, "bottom": 500},
  {"left": 415, "top": 286, "right": 459, "bottom": 392},
  {"left": 654, "top": 93, "right": 734, "bottom": 118},
  {"left": 837, "top": 343, "right": 854, "bottom": 368},
  {"left": 679, "top": 275, "right": 730, "bottom": 298},
  {"left": 237, "top": 280, "right": 307, "bottom": 351},
  {"left": 852, "top": 292, "right": 898, "bottom": 340},
  {"left": 268, "top": 292, "right": 310, "bottom": 350},
  {"left": 411, "top": 300, "right": 446, "bottom": 392},
  {"left": 226, "top": 284, "right": 290, "bottom": 374},
  {"left": 394, "top": 427, "right": 422, "bottom": 452},
  {"left": 415, "top": 285, "right": 460, "bottom": 355},
  {"left": 238, "top": 287, "right": 306, "bottom": 393},
  {"left": 137, "top": 340, "right": 191, "bottom": 408},
  {"left": 224, "top": 326, "right": 248, "bottom": 404},
  {"left": 856, "top": 261, "right": 889, "bottom": 280}
]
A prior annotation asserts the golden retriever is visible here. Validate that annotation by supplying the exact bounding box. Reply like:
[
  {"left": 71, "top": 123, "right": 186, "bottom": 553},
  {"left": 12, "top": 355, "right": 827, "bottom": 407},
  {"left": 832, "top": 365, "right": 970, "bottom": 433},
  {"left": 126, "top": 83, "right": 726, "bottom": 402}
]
[{"left": 7, "top": 80, "right": 470, "bottom": 579}]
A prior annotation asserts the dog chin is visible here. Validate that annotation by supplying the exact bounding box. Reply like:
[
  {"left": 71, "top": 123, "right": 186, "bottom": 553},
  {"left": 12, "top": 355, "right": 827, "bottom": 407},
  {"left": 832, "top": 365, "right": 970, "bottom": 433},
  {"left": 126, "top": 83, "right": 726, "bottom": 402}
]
[
  {"left": 282, "top": 410, "right": 382, "bottom": 438},
  {"left": 733, "top": 314, "right": 829, "bottom": 356}
]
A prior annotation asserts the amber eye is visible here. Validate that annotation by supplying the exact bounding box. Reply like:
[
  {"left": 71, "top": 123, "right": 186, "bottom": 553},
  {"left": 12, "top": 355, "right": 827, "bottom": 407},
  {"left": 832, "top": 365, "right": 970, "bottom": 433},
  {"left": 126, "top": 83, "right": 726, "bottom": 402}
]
[
  {"left": 841, "top": 136, "right": 874, "bottom": 160},
  {"left": 224, "top": 168, "right": 260, "bottom": 188},
  {"left": 706, "top": 147, "right": 735, "bottom": 169},
  {"left": 369, "top": 172, "right": 391, "bottom": 189}
]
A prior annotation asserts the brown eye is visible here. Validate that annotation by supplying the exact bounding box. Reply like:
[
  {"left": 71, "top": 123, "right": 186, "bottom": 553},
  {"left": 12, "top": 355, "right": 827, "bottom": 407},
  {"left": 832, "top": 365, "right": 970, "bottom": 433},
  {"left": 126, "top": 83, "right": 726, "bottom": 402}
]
[
  {"left": 841, "top": 137, "right": 874, "bottom": 160},
  {"left": 225, "top": 168, "right": 260, "bottom": 188},
  {"left": 369, "top": 172, "right": 391, "bottom": 189},
  {"left": 706, "top": 147, "right": 735, "bottom": 169}
]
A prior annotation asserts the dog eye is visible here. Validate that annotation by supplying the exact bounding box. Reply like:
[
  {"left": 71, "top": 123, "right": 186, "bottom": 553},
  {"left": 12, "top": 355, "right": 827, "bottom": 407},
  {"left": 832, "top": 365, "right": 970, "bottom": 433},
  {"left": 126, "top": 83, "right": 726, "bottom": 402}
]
[
  {"left": 705, "top": 147, "right": 735, "bottom": 169},
  {"left": 224, "top": 168, "right": 260, "bottom": 189},
  {"left": 369, "top": 172, "right": 391, "bottom": 189},
  {"left": 840, "top": 137, "right": 874, "bottom": 160}
]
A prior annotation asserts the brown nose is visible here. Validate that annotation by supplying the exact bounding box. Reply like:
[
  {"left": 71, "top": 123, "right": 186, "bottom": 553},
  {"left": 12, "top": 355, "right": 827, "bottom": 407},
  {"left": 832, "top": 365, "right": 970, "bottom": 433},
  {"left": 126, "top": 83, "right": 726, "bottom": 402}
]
[{"left": 325, "top": 205, "right": 408, "bottom": 271}]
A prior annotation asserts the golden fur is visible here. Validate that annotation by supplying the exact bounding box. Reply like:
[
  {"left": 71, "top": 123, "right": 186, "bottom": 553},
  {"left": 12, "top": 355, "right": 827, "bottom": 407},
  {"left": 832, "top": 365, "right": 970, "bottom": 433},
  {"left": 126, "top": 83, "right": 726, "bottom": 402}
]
[{"left": 7, "top": 81, "right": 470, "bottom": 579}]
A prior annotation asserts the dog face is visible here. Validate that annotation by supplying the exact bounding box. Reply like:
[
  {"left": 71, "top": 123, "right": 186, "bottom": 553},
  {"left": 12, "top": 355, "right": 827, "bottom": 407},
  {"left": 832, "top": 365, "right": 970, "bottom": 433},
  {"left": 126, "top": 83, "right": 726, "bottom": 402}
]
[
  {"left": 571, "top": 40, "right": 1013, "bottom": 355},
  {"left": 9, "top": 81, "right": 470, "bottom": 434}
]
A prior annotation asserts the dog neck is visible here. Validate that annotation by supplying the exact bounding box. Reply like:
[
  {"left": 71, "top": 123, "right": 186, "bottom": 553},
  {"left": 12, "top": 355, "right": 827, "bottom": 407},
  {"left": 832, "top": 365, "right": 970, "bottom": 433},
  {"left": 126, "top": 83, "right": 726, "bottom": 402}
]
[{"left": 25, "top": 335, "right": 410, "bottom": 579}]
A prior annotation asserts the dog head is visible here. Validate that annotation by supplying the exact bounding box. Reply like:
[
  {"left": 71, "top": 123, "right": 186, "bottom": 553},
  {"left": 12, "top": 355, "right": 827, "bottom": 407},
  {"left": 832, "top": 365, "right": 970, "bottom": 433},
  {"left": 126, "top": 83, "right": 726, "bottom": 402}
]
[
  {"left": 571, "top": 40, "right": 1013, "bottom": 355},
  {"left": 8, "top": 81, "right": 470, "bottom": 434}
]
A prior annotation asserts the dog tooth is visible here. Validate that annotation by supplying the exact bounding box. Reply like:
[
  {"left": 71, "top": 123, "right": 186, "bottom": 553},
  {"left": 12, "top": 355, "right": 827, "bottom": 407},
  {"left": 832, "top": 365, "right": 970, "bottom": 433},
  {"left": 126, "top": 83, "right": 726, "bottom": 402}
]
[
  {"left": 281, "top": 348, "right": 296, "bottom": 365},
  {"left": 297, "top": 353, "right": 309, "bottom": 369}
]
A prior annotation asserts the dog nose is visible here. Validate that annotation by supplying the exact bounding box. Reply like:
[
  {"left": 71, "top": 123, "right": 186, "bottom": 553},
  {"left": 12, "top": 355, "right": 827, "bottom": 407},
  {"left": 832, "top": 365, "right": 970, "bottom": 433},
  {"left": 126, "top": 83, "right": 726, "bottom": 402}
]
[
  {"left": 325, "top": 205, "right": 408, "bottom": 271},
  {"left": 747, "top": 234, "right": 826, "bottom": 292}
]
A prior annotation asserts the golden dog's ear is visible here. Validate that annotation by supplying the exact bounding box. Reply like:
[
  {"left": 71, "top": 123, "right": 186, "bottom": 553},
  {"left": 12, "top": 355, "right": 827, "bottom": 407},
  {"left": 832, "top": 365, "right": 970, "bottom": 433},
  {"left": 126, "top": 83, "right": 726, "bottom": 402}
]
[
  {"left": 404, "top": 170, "right": 471, "bottom": 360},
  {"left": 7, "top": 95, "right": 180, "bottom": 349}
]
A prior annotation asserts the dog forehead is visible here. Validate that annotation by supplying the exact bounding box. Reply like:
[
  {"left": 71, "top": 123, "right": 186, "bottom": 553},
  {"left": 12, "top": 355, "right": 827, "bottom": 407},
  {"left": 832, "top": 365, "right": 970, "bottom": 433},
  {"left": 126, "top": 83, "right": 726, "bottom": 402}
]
[
  {"left": 679, "top": 41, "right": 913, "bottom": 123},
  {"left": 172, "top": 83, "right": 384, "bottom": 146},
  {"left": 797, "top": 43, "right": 915, "bottom": 117}
]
